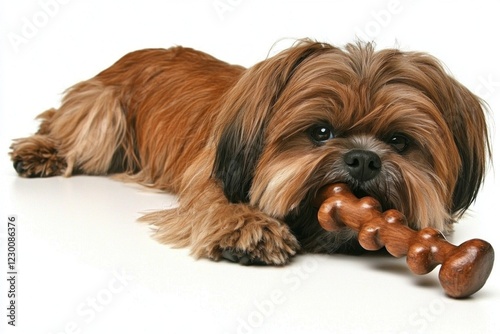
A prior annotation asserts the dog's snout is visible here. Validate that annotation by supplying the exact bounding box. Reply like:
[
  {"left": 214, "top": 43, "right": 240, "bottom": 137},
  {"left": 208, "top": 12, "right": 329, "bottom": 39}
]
[{"left": 343, "top": 150, "right": 381, "bottom": 182}]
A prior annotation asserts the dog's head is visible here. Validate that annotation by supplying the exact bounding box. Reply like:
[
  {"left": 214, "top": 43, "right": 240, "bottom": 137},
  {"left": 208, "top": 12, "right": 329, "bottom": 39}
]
[{"left": 213, "top": 40, "right": 489, "bottom": 252}]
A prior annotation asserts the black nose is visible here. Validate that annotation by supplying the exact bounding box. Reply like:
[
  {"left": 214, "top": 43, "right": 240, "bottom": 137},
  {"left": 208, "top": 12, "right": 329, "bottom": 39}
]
[{"left": 343, "top": 150, "right": 381, "bottom": 181}]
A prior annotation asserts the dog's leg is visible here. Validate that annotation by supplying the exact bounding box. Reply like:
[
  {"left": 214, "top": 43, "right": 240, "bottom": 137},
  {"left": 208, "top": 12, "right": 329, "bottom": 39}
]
[
  {"left": 11, "top": 79, "right": 135, "bottom": 177},
  {"left": 141, "top": 180, "right": 300, "bottom": 265}
]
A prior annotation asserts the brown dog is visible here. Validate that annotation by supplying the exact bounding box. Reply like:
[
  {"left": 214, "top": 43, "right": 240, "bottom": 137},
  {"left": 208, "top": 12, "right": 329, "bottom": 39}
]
[{"left": 10, "top": 40, "right": 489, "bottom": 265}]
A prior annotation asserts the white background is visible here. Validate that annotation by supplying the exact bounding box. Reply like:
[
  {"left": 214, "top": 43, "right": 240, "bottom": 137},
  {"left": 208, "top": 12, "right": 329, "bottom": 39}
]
[{"left": 1, "top": 1, "right": 499, "bottom": 333}]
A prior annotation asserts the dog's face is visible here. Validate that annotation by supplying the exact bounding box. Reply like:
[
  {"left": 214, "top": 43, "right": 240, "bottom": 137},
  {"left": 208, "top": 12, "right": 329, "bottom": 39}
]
[{"left": 213, "top": 41, "right": 488, "bottom": 251}]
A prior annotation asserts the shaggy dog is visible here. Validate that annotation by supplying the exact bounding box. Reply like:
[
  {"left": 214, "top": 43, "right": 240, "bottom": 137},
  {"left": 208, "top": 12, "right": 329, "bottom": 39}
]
[{"left": 10, "top": 40, "right": 489, "bottom": 265}]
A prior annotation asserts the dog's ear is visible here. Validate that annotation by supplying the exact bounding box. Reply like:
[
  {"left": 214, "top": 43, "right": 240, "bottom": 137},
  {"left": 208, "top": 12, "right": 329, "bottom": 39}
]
[
  {"left": 445, "top": 82, "right": 490, "bottom": 217},
  {"left": 213, "top": 40, "right": 333, "bottom": 203},
  {"left": 410, "top": 54, "right": 490, "bottom": 218}
]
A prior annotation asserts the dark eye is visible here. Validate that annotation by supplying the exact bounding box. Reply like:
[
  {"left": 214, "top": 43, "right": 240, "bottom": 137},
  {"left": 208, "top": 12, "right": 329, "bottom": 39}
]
[
  {"left": 388, "top": 134, "right": 410, "bottom": 153},
  {"left": 309, "top": 125, "right": 334, "bottom": 143}
]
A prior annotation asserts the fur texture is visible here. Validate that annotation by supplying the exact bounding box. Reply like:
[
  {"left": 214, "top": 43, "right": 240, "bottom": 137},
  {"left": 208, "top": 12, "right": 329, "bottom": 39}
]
[{"left": 10, "top": 40, "right": 489, "bottom": 265}]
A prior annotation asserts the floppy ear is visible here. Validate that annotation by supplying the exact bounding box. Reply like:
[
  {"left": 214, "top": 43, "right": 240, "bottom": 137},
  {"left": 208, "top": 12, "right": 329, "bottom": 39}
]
[
  {"left": 411, "top": 54, "right": 490, "bottom": 217},
  {"left": 445, "top": 82, "right": 490, "bottom": 217},
  {"left": 212, "top": 40, "right": 333, "bottom": 203}
]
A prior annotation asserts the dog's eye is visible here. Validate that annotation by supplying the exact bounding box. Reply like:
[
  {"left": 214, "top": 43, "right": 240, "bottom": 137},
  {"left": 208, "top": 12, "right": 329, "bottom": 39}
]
[
  {"left": 388, "top": 134, "right": 410, "bottom": 153},
  {"left": 309, "top": 125, "right": 334, "bottom": 143}
]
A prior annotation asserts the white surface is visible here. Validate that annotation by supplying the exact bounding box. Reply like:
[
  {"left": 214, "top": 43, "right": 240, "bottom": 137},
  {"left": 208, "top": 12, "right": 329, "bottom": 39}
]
[{"left": 1, "top": 1, "right": 499, "bottom": 333}]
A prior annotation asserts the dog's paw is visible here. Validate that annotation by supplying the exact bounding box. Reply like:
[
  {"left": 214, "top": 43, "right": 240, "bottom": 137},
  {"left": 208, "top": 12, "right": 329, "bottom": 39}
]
[
  {"left": 221, "top": 249, "right": 267, "bottom": 266},
  {"left": 10, "top": 136, "right": 66, "bottom": 178},
  {"left": 213, "top": 217, "right": 300, "bottom": 266}
]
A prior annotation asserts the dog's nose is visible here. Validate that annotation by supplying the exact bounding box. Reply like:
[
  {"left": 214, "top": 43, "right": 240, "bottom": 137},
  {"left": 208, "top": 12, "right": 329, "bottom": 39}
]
[{"left": 343, "top": 150, "right": 381, "bottom": 181}]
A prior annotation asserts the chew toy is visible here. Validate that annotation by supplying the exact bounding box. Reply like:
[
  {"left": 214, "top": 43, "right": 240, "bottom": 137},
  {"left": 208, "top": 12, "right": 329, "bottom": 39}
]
[{"left": 315, "top": 183, "right": 494, "bottom": 298}]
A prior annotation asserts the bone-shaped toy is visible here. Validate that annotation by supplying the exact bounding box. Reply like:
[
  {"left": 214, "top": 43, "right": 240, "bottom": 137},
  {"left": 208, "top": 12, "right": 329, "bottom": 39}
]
[{"left": 315, "top": 183, "right": 494, "bottom": 298}]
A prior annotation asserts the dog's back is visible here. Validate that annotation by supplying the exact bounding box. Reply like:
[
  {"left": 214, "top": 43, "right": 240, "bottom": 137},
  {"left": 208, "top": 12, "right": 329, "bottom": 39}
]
[{"left": 11, "top": 47, "right": 244, "bottom": 193}]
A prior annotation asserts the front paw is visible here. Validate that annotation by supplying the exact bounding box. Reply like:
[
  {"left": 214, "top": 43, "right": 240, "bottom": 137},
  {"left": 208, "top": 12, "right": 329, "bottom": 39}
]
[
  {"left": 214, "top": 218, "right": 300, "bottom": 266},
  {"left": 221, "top": 249, "right": 267, "bottom": 266}
]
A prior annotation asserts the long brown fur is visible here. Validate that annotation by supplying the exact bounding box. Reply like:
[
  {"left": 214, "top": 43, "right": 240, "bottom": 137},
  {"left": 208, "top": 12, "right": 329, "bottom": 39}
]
[{"left": 10, "top": 40, "right": 489, "bottom": 265}]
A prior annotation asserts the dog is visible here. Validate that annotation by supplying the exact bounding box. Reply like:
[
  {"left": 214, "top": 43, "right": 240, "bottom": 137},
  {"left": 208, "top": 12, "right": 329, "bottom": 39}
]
[{"left": 10, "top": 40, "right": 489, "bottom": 265}]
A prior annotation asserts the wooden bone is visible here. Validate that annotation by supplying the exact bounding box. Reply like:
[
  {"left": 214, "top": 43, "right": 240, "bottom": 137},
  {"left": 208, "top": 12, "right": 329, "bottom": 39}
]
[{"left": 315, "top": 183, "right": 494, "bottom": 298}]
